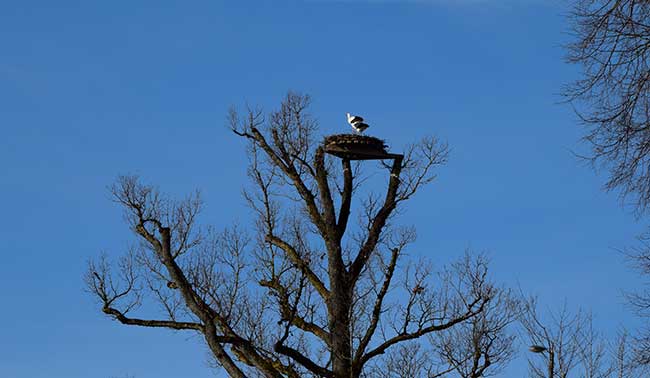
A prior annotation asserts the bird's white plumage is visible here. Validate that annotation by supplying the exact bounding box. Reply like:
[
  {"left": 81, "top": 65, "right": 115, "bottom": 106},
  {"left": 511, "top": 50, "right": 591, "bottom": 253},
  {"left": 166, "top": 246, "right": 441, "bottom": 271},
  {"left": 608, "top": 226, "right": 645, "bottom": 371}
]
[
  {"left": 346, "top": 112, "right": 364, "bottom": 125},
  {"left": 346, "top": 112, "right": 369, "bottom": 134}
]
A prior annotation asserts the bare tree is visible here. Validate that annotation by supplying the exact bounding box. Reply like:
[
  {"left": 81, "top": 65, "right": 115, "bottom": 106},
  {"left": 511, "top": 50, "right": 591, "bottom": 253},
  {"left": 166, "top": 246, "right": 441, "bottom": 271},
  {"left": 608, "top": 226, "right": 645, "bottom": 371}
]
[
  {"left": 620, "top": 232, "right": 650, "bottom": 369},
  {"left": 566, "top": 3, "right": 650, "bottom": 370},
  {"left": 363, "top": 254, "right": 520, "bottom": 378},
  {"left": 576, "top": 314, "right": 616, "bottom": 378},
  {"left": 86, "top": 92, "right": 499, "bottom": 378},
  {"left": 566, "top": 0, "right": 650, "bottom": 214},
  {"left": 519, "top": 297, "right": 648, "bottom": 378},
  {"left": 431, "top": 280, "right": 520, "bottom": 378},
  {"left": 520, "top": 299, "right": 584, "bottom": 378},
  {"left": 366, "top": 342, "right": 436, "bottom": 378},
  {"left": 609, "top": 329, "right": 649, "bottom": 378}
]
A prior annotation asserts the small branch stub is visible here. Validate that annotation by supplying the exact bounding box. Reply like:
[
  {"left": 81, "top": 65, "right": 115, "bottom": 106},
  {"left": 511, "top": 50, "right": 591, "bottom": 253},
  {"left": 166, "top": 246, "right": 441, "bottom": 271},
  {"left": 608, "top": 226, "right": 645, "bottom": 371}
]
[{"left": 323, "top": 134, "right": 402, "bottom": 160}]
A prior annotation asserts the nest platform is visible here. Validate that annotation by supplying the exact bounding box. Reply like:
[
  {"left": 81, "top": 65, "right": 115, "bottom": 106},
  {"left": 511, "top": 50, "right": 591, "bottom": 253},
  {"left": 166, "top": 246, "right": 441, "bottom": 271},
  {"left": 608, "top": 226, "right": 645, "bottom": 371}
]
[{"left": 323, "top": 134, "right": 402, "bottom": 160}]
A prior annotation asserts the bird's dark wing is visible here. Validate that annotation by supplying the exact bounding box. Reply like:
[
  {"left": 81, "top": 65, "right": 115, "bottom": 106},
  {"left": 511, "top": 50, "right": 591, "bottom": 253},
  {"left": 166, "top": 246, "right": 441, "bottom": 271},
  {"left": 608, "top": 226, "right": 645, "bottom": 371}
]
[
  {"left": 350, "top": 115, "right": 364, "bottom": 123},
  {"left": 355, "top": 123, "right": 369, "bottom": 131}
]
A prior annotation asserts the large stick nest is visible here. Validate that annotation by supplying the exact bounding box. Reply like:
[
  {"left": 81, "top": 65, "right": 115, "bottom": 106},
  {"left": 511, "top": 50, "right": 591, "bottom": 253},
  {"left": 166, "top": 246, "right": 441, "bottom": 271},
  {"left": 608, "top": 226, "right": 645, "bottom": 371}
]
[
  {"left": 323, "top": 134, "right": 391, "bottom": 160},
  {"left": 324, "top": 134, "right": 388, "bottom": 151}
]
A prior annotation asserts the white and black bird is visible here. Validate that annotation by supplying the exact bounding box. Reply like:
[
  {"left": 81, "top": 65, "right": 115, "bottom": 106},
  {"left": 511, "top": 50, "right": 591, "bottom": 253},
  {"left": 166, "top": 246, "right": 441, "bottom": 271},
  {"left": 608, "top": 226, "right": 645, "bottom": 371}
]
[{"left": 346, "top": 112, "right": 369, "bottom": 134}]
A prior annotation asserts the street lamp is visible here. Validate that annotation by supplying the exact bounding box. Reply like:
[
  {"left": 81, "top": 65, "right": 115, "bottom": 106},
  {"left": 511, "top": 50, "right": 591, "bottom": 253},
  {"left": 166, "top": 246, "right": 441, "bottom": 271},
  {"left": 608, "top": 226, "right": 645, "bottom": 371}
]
[
  {"left": 529, "top": 345, "right": 554, "bottom": 378},
  {"left": 529, "top": 345, "right": 547, "bottom": 353}
]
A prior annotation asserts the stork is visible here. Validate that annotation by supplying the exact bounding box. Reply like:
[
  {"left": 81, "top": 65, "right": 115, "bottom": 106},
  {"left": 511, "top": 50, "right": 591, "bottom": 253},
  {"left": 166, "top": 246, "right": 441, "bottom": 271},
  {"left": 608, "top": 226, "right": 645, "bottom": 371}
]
[{"left": 346, "top": 112, "right": 370, "bottom": 134}]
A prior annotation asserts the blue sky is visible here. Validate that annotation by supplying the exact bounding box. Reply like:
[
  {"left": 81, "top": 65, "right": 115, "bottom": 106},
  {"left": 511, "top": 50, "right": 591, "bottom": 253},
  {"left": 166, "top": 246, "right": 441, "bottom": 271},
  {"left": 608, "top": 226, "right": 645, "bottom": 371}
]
[{"left": 0, "top": 1, "right": 644, "bottom": 377}]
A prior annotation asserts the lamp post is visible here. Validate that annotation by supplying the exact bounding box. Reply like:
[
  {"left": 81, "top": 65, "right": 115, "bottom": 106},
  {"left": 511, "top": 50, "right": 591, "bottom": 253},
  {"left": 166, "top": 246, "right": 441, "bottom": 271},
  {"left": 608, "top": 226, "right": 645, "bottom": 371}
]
[{"left": 529, "top": 345, "right": 554, "bottom": 378}]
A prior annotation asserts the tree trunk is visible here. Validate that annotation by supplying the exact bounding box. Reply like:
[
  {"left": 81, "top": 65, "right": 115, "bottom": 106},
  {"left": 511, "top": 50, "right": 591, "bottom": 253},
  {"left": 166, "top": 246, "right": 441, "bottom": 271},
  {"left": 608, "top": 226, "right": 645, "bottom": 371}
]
[
  {"left": 328, "top": 247, "right": 353, "bottom": 378},
  {"left": 329, "top": 292, "right": 352, "bottom": 377}
]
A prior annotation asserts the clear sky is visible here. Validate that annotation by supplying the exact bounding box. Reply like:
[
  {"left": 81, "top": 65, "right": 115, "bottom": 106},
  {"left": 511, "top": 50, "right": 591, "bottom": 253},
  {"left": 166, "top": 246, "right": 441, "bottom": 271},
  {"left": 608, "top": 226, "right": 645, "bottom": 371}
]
[{"left": 1, "top": 1, "right": 645, "bottom": 377}]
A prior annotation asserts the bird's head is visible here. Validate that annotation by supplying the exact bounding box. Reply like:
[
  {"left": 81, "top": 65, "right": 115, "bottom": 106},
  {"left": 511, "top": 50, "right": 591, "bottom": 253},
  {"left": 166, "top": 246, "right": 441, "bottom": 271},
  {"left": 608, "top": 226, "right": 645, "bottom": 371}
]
[{"left": 346, "top": 112, "right": 351, "bottom": 118}]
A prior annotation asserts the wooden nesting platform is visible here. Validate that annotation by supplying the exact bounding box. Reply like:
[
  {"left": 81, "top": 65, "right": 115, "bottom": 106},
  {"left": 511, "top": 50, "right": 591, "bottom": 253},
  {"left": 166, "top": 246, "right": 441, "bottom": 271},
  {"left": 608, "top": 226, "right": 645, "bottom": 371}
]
[{"left": 323, "top": 134, "right": 402, "bottom": 160}]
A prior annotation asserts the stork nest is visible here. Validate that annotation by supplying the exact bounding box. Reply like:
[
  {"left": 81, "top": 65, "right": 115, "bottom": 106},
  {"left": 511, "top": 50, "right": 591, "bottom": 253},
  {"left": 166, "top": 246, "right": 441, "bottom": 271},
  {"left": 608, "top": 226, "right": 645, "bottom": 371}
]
[
  {"left": 324, "top": 134, "right": 387, "bottom": 151},
  {"left": 323, "top": 134, "right": 391, "bottom": 160}
]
